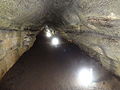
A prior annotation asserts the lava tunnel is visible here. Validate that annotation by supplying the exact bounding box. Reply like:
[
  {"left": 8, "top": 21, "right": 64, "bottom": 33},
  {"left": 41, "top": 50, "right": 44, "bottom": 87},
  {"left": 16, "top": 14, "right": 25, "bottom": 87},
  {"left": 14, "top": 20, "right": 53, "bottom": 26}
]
[{"left": 0, "top": 0, "right": 120, "bottom": 90}]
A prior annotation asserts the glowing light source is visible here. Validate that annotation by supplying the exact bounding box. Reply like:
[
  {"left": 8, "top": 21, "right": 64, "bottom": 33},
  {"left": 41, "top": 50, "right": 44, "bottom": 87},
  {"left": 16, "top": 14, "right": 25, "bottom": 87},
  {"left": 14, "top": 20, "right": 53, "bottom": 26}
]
[
  {"left": 45, "top": 25, "right": 52, "bottom": 38},
  {"left": 77, "top": 68, "right": 93, "bottom": 86},
  {"left": 46, "top": 31, "right": 52, "bottom": 38},
  {"left": 51, "top": 37, "right": 60, "bottom": 46}
]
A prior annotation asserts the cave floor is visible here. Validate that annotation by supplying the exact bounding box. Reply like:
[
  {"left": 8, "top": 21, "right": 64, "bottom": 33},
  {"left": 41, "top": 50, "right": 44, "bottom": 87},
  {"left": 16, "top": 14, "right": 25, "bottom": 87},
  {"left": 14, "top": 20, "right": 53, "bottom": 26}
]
[{"left": 0, "top": 32, "right": 120, "bottom": 90}]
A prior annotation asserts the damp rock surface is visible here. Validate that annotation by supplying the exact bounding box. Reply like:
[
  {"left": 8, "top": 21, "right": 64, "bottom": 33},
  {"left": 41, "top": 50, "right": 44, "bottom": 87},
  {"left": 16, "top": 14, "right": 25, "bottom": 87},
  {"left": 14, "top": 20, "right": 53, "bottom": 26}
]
[
  {"left": 55, "top": 0, "right": 120, "bottom": 77},
  {"left": 0, "top": 29, "right": 37, "bottom": 79}
]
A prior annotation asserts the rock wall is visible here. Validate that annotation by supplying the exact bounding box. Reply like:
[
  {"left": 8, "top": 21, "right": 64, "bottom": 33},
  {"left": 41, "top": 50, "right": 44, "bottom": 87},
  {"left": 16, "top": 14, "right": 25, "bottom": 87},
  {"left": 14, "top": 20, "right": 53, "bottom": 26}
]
[
  {"left": 0, "top": 0, "right": 43, "bottom": 79},
  {"left": 0, "top": 29, "right": 38, "bottom": 79},
  {"left": 56, "top": 0, "right": 120, "bottom": 77}
]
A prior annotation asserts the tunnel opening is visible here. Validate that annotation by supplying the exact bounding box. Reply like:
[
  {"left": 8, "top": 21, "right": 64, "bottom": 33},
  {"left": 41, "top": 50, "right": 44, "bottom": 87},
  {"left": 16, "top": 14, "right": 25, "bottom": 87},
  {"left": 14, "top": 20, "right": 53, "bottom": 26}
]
[{"left": 0, "top": 30, "right": 119, "bottom": 90}]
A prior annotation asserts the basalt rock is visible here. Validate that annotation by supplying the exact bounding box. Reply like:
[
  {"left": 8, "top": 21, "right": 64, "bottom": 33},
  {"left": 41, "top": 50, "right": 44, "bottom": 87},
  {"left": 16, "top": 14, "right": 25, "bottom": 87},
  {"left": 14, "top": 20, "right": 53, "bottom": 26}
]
[{"left": 0, "top": 0, "right": 120, "bottom": 79}]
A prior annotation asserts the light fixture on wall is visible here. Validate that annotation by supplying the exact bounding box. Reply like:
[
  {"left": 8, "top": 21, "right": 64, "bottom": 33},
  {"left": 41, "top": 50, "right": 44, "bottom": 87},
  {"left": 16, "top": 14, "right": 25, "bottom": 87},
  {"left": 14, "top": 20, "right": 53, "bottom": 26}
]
[
  {"left": 45, "top": 25, "right": 53, "bottom": 38},
  {"left": 46, "top": 30, "right": 52, "bottom": 38}
]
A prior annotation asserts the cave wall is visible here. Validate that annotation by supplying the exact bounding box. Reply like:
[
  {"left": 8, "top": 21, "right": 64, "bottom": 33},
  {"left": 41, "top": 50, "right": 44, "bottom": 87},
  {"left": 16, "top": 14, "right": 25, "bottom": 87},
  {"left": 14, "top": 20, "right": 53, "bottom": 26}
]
[
  {"left": 57, "top": 0, "right": 120, "bottom": 76},
  {"left": 0, "top": 0, "right": 45, "bottom": 79},
  {"left": 0, "top": 29, "right": 38, "bottom": 79},
  {"left": 0, "top": 0, "right": 120, "bottom": 79}
]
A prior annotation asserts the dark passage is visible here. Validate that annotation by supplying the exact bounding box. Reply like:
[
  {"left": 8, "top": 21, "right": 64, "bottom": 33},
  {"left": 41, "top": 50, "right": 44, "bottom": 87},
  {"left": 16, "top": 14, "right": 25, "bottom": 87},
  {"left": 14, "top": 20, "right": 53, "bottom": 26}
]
[{"left": 0, "top": 32, "right": 113, "bottom": 90}]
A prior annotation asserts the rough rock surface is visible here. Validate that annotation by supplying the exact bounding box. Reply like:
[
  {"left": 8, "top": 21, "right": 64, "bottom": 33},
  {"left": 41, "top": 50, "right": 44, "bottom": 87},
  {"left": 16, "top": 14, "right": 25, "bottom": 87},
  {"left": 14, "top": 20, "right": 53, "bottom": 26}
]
[
  {"left": 56, "top": 0, "right": 120, "bottom": 76},
  {"left": 0, "top": 29, "right": 38, "bottom": 79},
  {"left": 0, "top": 0, "right": 120, "bottom": 79},
  {"left": 0, "top": 0, "right": 43, "bottom": 79}
]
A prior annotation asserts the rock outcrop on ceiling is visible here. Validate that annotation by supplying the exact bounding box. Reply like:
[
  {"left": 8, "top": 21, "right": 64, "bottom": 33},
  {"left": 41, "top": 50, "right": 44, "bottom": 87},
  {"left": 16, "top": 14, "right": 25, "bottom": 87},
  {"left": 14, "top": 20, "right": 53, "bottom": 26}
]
[{"left": 0, "top": 0, "right": 120, "bottom": 79}]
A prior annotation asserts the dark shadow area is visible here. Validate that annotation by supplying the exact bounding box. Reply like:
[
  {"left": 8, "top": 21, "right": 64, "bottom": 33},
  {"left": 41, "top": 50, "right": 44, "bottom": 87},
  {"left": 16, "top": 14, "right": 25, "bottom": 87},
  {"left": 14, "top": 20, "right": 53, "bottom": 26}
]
[{"left": 0, "top": 31, "right": 112, "bottom": 90}]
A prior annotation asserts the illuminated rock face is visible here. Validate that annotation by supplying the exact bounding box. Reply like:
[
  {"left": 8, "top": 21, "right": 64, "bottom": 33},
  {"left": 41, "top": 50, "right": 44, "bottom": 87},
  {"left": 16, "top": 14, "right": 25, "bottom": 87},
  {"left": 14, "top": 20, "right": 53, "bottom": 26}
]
[
  {"left": 0, "top": 0, "right": 44, "bottom": 79},
  {"left": 58, "top": 0, "right": 120, "bottom": 77},
  {"left": 0, "top": 0, "right": 120, "bottom": 78},
  {"left": 0, "top": 29, "right": 37, "bottom": 79}
]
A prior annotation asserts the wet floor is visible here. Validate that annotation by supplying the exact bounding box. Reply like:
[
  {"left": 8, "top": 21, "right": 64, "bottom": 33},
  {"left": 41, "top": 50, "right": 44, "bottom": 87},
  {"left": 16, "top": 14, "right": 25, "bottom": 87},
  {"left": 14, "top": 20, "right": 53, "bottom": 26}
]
[{"left": 0, "top": 32, "right": 120, "bottom": 90}]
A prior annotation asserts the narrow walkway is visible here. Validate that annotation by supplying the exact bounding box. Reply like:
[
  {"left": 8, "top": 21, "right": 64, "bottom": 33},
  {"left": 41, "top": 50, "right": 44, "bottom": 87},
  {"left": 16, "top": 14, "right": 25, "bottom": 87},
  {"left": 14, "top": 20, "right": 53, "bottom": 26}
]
[{"left": 0, "top": 32, "right": 119, "bottom": 90}]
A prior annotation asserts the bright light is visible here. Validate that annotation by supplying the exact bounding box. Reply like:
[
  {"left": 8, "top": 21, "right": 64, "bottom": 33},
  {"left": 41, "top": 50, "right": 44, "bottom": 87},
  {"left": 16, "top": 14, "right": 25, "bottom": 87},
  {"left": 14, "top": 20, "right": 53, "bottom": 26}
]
[
  {"left": 77, "top": 68, "right": 93, "bottom": 86},
  {"left": 46, "top": 31, "right": 52, "bottom": 38},
  {"left": 45, "top": 25, "right": 52, "bottom": 38},
  {"left": 51, "top": 37, "right": 60, "bottom": 46}
]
